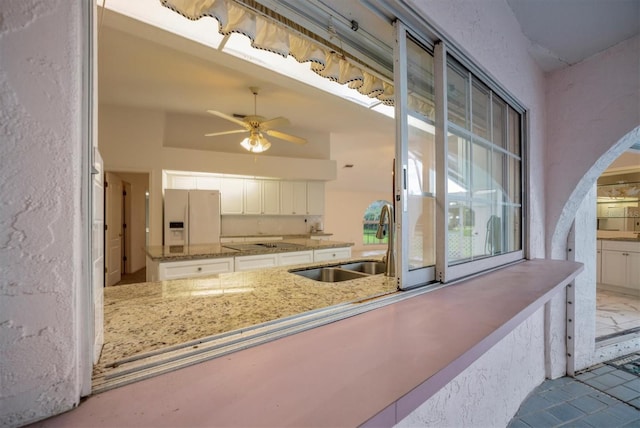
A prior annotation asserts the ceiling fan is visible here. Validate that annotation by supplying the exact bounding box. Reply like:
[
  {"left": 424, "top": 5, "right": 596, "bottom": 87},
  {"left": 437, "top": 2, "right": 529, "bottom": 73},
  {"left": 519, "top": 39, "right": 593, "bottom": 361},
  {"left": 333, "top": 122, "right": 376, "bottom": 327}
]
[{"left": 205, "top": 87, "right": 307, "bottom": 153}]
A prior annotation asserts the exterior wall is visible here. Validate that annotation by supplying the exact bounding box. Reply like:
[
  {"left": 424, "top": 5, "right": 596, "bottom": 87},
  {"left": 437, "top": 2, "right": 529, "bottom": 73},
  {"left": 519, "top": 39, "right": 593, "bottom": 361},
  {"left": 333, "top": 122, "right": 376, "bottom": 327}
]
[
  {"left": 546, "top": 36, "right": 640, "bottom": 373},
  {"left": 3, "top": 0, "right": 630, "bottom": 426},
  {"left": 398, "top": 308, "right": 545, "bottom": 427},
  {"left": 547, "top": 35, "right": 640, "bottom": 258},
  {"left": 0, "top": 1, "right": 85, "bottom": 426}
]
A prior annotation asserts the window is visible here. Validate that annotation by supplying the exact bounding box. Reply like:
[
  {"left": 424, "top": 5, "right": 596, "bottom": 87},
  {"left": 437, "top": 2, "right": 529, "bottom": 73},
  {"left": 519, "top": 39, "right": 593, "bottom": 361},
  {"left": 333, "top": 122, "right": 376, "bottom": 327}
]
[
  {"left": 363, "top": 200, "right": 391, "bottom": 245},
  {"left": 445, "top": 58, "right": 523, "bottom": 268}
]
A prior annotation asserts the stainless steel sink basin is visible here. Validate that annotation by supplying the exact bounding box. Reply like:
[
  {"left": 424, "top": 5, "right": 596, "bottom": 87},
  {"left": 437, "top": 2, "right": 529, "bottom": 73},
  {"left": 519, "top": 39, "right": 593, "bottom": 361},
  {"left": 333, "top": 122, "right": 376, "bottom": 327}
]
[
  {"left": 290, "top": 260, "right": 386, "bottom": 282},
  {"left": 292, "top": 267, "right": 368, "bottom": 282},
  {"left": 339, "top": 261, "right": 386, "bottom": 275}
]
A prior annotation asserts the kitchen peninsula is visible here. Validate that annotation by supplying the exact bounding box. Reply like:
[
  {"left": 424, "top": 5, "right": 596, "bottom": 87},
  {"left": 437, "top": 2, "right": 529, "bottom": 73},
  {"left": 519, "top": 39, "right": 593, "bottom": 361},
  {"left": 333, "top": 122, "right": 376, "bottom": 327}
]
[
  {"left": 99, "top": 241, "right": 396, "bottom": 387},
  {"left": 145, "top": 236, "right": 354, "bottom": 281}
]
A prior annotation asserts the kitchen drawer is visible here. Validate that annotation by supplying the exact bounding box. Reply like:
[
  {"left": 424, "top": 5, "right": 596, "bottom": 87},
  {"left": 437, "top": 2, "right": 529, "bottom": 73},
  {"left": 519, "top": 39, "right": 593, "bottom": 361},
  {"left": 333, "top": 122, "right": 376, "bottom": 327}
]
[
  {"left": 158, "top": 257, "right": 234, "bottom": 280},
  {"left": 235, "top": 253, "right": 278, "bottom": 272},
  {"left": 313, "top": 247, "right": 352, "bottom": 262},
  {"left": 221, "top": 237, "right": 245, "bottom": 243},
  {"left": 244, "top": 236, "right": 283, "bottom": 242},
  {"left": 602, "top": 240, "right": 640, "bottom": 253},
  {"left": 278, "top": 250, "right": 313, "bottom": 267}
]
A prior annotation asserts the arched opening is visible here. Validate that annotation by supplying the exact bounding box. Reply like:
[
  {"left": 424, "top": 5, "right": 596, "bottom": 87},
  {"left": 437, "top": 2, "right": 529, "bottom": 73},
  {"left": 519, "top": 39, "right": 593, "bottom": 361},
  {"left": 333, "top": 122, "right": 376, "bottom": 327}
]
[{"left": 552, "top": 126, "right": 640, "bottom": 372}]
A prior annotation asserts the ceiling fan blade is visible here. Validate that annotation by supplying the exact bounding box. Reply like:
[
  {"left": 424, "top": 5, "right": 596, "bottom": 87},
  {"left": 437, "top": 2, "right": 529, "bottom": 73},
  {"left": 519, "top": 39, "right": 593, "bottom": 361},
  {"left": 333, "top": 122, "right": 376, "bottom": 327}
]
[
  {"left": 266, "top": 129, "right": 307, "bottom": 145},
  {"left": 204, "top": 129, "right": 248, "bottom": 137},
  {"left": 207, "top": 110, "right": 250, "bottom": 129},
  {"left": 259, "top": 117, "right": 290, "bottom": 131}
]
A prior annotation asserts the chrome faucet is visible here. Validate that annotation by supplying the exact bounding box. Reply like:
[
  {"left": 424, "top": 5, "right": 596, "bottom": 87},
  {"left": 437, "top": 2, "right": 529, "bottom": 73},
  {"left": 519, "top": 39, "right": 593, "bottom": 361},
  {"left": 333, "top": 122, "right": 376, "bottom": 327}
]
[{"left": 376, "top": 202, "right": 396, "bottom": 277}]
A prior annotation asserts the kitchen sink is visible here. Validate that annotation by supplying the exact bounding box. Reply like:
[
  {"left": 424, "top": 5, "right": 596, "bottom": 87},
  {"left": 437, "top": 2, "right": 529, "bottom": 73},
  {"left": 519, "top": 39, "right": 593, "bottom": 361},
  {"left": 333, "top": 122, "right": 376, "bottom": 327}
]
[
  {"left": 289, "top": 260, "right": 386, "bottom": 283},
  {"left": 292, "top": 267, "right": 368, "bottom": 282},
  {"left": 338, "top": 261, "right": 386, "bottom": 275}
]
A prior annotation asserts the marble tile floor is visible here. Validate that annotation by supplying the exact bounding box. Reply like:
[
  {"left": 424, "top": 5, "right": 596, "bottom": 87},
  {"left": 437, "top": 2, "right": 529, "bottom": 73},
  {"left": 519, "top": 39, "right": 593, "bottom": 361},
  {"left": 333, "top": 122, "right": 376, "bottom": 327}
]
[
  {"left": 597, "top": 288, "right": 640, "bottom": 339},
  {"left": 508, "top": 359, "right": 640, "bottom": 427}
]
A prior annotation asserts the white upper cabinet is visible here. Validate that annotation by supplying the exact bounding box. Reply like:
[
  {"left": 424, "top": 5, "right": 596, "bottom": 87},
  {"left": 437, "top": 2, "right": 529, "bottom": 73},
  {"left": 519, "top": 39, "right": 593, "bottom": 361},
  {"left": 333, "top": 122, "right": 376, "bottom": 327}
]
[
  {"left": 168, "top": 174, "right": 196, "bottom": 190},
  {"left": 196, "top": 176, "right": 221, "bottom": 190},
  {"left": 166, "top": 172, "right": 323, "bottom": 217},
  {"left": 307, "top": 181, "right": 325, "bottom": 215},
  {"left": 262, "top": 180, "right": 280, "bottom": 214},
  {"left": 220, "top": 177, "right": 244, "bottom": 214},
  {"left": 281, "top": 181, "right": 307, "bottom": 215},
  {"left": 243, "top": 179, "right": 262, "bottom": 215}
]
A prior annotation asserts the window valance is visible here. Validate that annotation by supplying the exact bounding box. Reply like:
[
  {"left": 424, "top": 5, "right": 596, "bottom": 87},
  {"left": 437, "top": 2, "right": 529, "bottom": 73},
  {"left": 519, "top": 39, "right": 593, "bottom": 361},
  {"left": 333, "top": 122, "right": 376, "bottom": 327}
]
[{"left": 160, "top": 0, "right": 395, "bottom": 105}]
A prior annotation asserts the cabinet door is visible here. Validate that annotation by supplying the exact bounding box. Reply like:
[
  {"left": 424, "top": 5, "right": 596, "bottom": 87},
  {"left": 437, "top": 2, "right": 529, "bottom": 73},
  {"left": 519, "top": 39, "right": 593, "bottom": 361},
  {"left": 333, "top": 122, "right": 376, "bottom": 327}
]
[
  {"left": 627, "top": 252, "right": 640, "bottom": 289},
  {"left": 244, "top": 179, "right": 262, "bottom": 215},
  {"left": 307, "top": 181, "right": 325, "bottom": 215},
  {"left": 313, "top": 247, "right": 352, "bottom": 262},
  {"left": 221, "top": 178, "right": 244, "bottom": 214},
  {"left": 277, "top": 250, "right": 313, "bottom": 267},
  {"left": 262, "top": 180, "right": 280, "bottom": 214},
  {"left": 235, "top": 253, "right": 278, "bottom": 271},
  {"left": 159, "top": 257, "right": 234, "bottom": 280},
  {"left": 168, "top": 174, "right": 196, "bottom": 190},
  {"left": 596, "top": 248, "right": 602, "bottom": 284},
  {"left": 292, "top": 181, "right": 307, "bottom": 215},
  {"left": 601, "top": 250, "right": 627, "bottom": 287},
  {"left": 280, "top": 181, "right": 294, "bottom": 214},
  {"left": 196, "top": 176, "right": 221, "bottom": 190}
]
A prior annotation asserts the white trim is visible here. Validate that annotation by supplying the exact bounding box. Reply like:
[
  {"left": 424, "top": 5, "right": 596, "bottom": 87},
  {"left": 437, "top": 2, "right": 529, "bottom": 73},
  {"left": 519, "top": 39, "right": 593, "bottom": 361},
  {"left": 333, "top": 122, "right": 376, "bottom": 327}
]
[
  {"left": 445, "top": 251, "right": 525, "bottom": 283},
  {"left": 434, "top": 41, "right": 448, "bottom": 283},
  {"left": 79, "top": 0, "right": 96, "bottom": 397},
  {"left": 394, "top": 21, "right": 408, "bottom": 289}
]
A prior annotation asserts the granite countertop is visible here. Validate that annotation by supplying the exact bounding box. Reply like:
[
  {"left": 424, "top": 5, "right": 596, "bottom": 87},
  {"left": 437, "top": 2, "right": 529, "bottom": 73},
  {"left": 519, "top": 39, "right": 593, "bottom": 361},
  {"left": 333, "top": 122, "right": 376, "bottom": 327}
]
[
  {"left": 222, "top": 233, "right": 333, "bottom": 239},
  {"left": 97, "top": 257, "right": 396, "bottom": 373},
  {"left": 145, "top": 239, "right": 354, "bottom": 262},
  {"left": 598, "top": 237, "right": 640, "bottom": 242}
]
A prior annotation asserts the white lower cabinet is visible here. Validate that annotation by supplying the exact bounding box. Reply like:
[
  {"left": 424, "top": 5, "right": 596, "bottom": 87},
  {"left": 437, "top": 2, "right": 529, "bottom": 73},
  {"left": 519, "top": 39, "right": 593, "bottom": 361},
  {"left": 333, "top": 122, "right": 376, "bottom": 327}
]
[
  {"left": 235, "top": 253, "right": 278, "bottom": 272},
  {"left": 313, "top": 247, "right": 352, "bottom": 262},
  {"left": 600, "top": 240, "right": 640, "bottom": 293},
  {"left": 278, "top": 250, "right": 313, "bottom": 266},
  {"left": 596, "top": 240, "right": 602, "bottom": 284},
  {"left": 158, "top": 257, "right": 234, "bottom": 280}
]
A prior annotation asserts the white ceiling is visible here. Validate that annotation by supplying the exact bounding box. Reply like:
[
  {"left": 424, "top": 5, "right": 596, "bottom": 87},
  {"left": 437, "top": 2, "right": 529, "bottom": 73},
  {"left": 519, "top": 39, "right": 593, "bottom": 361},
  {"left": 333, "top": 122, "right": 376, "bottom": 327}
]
[{"left": 98, "top": 0, "right": 639, "bottom": 193}]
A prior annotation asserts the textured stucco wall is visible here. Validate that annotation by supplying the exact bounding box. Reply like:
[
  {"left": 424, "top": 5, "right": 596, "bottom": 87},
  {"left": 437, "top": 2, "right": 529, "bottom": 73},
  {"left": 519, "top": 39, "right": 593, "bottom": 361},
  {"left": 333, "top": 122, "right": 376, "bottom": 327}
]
[
  {"left": 0, "top": 1, "right": 84, "bottom": 426},
  {"left": 545, "top": 36, "right": 640, "bottom": 374},
  {"left": 398, "top": 308, "right": 545, "bottom": 427},
  {"left": 547, "top": 35, "right": 640, "bottom": 258}
]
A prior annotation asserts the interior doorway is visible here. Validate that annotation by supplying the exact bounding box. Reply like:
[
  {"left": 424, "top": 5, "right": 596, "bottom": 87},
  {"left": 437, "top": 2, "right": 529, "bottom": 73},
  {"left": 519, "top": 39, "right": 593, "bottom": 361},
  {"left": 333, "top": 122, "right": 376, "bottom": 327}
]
[
  {"left": 104, "top": 171, "right": 150, "bottom": 286},
  {"left": 595, "top": 159, "right": 640, "bottom": 345}
]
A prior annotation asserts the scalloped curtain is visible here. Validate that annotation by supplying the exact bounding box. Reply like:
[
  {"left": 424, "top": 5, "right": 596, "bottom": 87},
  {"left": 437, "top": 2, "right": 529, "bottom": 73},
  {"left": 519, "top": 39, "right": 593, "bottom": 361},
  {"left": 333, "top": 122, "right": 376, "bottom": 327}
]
[{"left": 160, "top": 0, "right": 395, "bottom": 106}]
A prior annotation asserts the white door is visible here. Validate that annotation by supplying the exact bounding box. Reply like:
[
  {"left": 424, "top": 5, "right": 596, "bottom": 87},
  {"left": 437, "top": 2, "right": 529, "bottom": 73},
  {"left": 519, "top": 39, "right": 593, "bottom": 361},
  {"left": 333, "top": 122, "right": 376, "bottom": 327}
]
[
  {"left": 92, "top": 150, "right": 104, "bottom": 364},
  {"left": 105, "top": 172, "right": 123, "bottom": 286}
]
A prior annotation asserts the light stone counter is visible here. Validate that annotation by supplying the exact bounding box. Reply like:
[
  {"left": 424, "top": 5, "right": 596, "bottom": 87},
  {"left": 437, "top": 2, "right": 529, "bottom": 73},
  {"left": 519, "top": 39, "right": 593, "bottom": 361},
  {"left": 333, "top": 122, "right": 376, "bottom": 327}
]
[
  {"left": 98, "top": 258, "right": 396, "bottom": 375},
  {"left": 145, "top": 239, "right": 354, "bottom": 262}
]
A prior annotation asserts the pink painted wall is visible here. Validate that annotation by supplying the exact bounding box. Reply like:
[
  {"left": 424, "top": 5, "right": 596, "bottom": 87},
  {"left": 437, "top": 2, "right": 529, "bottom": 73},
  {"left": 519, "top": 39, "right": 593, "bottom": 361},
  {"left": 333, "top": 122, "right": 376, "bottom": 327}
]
[
  {"left": 0, "top": 1, "right": 86, "bottom": 426},
  {"left": 546, "top": 35, "right": 640, "bottom": 255}
]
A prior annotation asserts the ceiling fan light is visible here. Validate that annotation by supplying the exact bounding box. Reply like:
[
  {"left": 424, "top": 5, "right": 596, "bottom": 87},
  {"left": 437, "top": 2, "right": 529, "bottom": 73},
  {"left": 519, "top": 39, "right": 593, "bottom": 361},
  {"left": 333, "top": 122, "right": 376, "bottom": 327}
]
[{"left": 240, "top": 133, "right": 271, "bottom": 153}]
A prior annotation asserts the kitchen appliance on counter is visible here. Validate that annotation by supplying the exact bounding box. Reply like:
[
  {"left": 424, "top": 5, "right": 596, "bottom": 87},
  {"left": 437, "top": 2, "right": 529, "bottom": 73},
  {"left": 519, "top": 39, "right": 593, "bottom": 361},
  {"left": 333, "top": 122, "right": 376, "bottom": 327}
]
[{"left": 164, "top": 189, "right": 221, "bottom": 246}]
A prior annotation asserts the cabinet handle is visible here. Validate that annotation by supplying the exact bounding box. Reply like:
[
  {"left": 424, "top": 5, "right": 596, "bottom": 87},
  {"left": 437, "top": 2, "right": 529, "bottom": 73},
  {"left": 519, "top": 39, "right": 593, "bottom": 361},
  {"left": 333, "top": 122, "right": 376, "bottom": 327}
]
[{"left": 197, "top": 267, "right": 202, "bottom": 271}]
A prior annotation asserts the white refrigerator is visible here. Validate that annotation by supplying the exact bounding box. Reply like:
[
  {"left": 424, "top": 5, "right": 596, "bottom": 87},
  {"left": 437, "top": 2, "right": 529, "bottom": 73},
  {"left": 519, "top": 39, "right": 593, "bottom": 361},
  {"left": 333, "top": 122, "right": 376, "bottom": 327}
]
[{"left": 164, "top": 189, "right": 221, "bottom": 246}]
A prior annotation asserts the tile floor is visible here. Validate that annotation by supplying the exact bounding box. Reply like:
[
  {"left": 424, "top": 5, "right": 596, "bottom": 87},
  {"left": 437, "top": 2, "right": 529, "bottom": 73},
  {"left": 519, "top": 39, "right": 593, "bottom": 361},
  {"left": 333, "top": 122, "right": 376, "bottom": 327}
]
[
  {"left": 597, "top": 288, "right": 640, "bottom": 338},
  {"left": 508, "top": 358, "right": 640, "bottom": 427}
]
